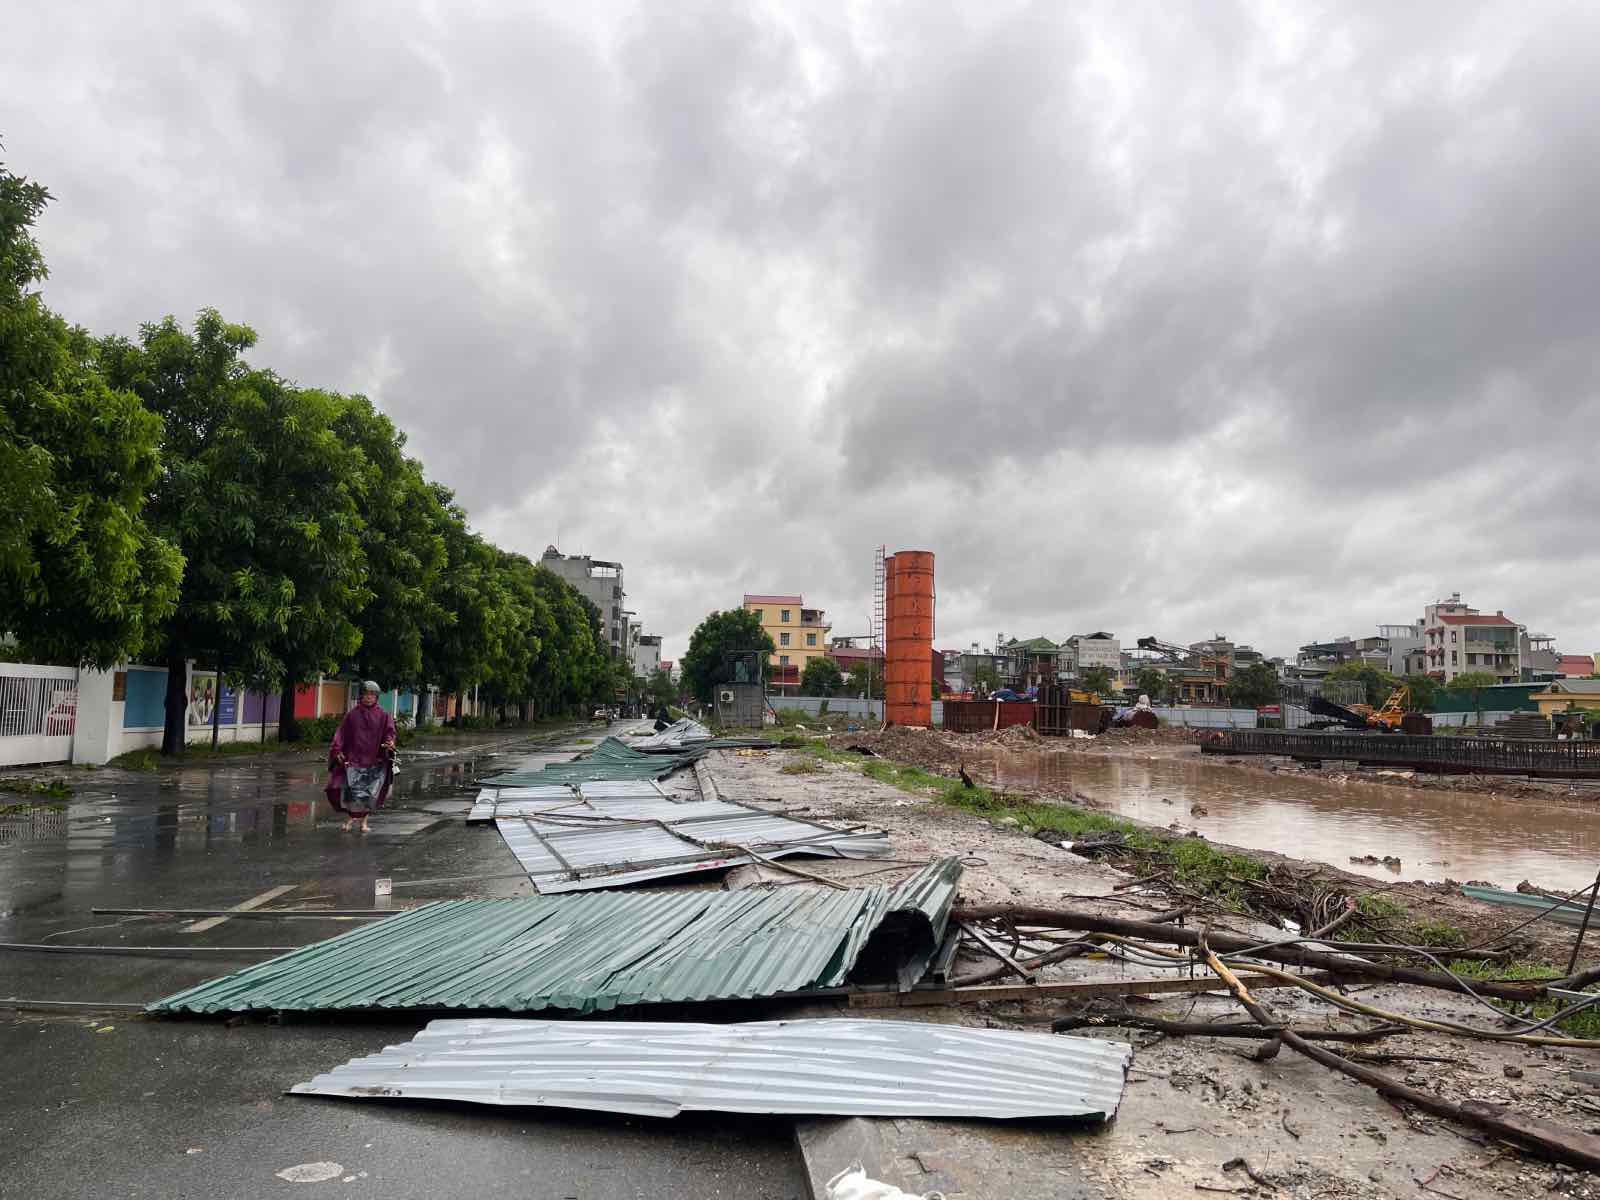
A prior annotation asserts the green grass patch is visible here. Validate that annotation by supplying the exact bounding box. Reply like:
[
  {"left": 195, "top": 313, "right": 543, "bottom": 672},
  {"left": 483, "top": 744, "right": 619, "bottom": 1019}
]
[
  {"left": 779, "top": 760, "right": 821, "bottom": 775},
  {"left": 1447, "top": 959, "right": 1600, "bottom": 1037},
  {"left": 837, "top": 753, "right": 1268, "bottom": 907},
  {"left": 0, "top": 776, "right": 72, "bottom": 799},
  {"left": 574, "top": 738, "right": 595, "bottom": 745}
]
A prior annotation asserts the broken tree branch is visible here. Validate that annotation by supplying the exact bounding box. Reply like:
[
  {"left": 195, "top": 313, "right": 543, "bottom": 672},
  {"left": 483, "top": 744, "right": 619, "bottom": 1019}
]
[
  {"left": 1197, "top": 940, "right": 1600, "bottom": 1174},
  {"left": 1051, "top": 1012, "right": 1405, "bottom": 1043},
  {"left": 950, "top": 903, "right": 1552, "bottom": 1002}
]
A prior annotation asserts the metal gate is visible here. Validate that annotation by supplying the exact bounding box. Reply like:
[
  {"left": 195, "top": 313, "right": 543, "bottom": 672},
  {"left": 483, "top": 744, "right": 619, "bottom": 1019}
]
[{"left": 0, "top": 664, "right": 79, "bottom": 766}]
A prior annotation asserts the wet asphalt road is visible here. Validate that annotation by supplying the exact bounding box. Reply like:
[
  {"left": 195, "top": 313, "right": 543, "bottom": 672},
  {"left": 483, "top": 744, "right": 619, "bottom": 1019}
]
[{"left": 0, "top": 726, "right": 805, "bottom": 1200}]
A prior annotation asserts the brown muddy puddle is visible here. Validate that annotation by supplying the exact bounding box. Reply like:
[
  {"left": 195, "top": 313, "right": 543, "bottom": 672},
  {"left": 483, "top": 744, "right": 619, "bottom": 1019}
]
[{"left": 984, "top": 750, "right": 1600, "bottom": 891}]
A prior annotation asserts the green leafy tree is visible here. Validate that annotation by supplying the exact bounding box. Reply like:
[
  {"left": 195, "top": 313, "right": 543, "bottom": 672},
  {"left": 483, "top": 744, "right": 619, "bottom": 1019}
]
[
  {"left": 1401, "top": 673, "right": 1438, "bottom": 713},
  {"left": 845, "top": 657, "right": 883, "bottom": 696},
  {"left": 99, "top": 313, "right": 369, "bottom": 751},
  {"left": 418, "top": 488, "right": 510, "bottom": 726},
  {"left": 644, "top": 666, "right": 677, "bottom": 711},
  {"left": 336, "top": 396, "right": 447, "bottom": 691},
  {"left": 801, "top": 655, "right": 844, "bottom": 696},
  {"left": 681, "top": 609, "right": 774, "bottom": 703},
  {"left": 1323, "top": 661, "right": 1399, "bottom": 707},
  {"left": 0, "top": 160, "right": 181, "bottom": 666},
  {"left": 1447, "top": 670, "right": 1499, "bottom": 728},
  {"left": 1133, "top": 665, "right": 1169, "bottom": 702},
  {"left": 1225, "top": 661, "right": 1281, "bottom": 708},
  {"left": 1079, "top": 665, "right": 1116, "bottom": 696},
  {"left": 971, "top": 662, "right": 1000, "bottom": 695}
]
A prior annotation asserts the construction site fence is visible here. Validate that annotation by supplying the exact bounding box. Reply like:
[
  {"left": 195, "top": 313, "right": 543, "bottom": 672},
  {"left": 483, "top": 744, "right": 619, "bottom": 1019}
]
[
  {"left": 1204, "top": 729, "right": 1600, "bottom": 778},
  {"left": 768, "top": 695, "right": 950, "bottom": 724}
]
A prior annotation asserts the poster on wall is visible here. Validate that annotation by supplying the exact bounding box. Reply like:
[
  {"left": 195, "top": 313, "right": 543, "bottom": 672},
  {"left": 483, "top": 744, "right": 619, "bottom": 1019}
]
[
  {"left": 187, "top": 672, "right": 216, "bottom": 727},
  {"left": 216, "top": 683, "right": 237, "bottom": 727}
]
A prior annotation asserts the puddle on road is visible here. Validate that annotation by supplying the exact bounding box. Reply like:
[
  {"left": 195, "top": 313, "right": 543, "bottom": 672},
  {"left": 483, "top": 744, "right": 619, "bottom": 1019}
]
[{"left": 983, "top": 750, "right": 1600, "bottom": 891}]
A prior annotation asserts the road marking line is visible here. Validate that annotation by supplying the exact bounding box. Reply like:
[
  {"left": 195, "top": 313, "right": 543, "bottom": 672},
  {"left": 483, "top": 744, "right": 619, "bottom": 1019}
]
[{"left": 184, "top": 885, "right": 298, "bottom": 933}]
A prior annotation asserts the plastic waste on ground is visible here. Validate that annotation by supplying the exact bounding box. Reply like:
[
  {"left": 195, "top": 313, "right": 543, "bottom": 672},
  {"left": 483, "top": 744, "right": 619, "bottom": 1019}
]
[{"left": 826, "top": 1163, "right": 940, "bottom": 1200}]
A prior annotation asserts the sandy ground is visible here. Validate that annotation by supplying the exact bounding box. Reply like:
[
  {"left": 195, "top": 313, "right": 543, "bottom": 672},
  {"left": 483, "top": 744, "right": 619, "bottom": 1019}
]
[{"left": 704, "top": 746, "right": 1600, "bottom": 1199}]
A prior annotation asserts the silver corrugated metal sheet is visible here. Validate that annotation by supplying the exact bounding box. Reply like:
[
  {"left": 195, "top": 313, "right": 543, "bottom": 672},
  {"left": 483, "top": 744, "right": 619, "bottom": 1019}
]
[
  {"left": 147, "top": 859, "right": 963, "bottom": 1016},
  {"left": 631, "top": 718, "right": 713, "bottom": 751},
  {"left": 292, "top": 1016, "right": 1131, "bottom": 1121},
  {"left": 494, "top": 803, "right": 890, "bottom": 893},
  {"left": 472, "top": 791, "right": 890, "bottom": 893}
]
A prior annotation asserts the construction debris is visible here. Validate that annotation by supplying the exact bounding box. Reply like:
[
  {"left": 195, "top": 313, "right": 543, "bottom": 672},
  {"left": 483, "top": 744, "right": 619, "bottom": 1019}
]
[
  {"left": 475, "top": 790, "right": 890, "bottom": 893},
  {"left": 147, "top": 859, "right": 962, "bottom": 1016},
  {"left": 291, "top": 1016, "right": 1132, "bottom": 1121}
]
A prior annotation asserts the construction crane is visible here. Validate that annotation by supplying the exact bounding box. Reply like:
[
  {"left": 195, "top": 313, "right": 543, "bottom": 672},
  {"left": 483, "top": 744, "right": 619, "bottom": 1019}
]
[{"left": 1135, "top": 636, "right": 1188, "bottom": 662}]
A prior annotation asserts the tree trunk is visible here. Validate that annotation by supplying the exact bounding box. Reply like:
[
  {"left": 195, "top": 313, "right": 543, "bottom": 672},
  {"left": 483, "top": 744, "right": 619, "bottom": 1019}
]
[
  {"left": 162, "top": 649, "right": 188, "bottom": 756},
  {"left": 278, "top": 683, "right": 298, "bottom": 742},
  {"left": 454, "top": 692, "right": 464, "bottom": 729},
  {"left": 210, "top": 650, "right": 225, "bottom": 750}
]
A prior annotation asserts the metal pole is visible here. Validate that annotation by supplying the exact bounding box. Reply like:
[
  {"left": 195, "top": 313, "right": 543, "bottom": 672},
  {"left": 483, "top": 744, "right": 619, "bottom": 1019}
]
[{"left": 1566, "top": 866, "right": 1600, "bottom": 977}]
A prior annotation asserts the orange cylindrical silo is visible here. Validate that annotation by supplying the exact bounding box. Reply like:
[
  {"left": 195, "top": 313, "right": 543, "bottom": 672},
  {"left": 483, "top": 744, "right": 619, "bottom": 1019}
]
[{"left": 885, "top": 550, "right": 934, "bottom": 726}]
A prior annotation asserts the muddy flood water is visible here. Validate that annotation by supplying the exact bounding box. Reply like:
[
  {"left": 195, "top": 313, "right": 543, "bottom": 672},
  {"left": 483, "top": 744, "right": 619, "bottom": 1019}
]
[{"left": 985, "top": 749, "right": 1600, "bottom": 892}]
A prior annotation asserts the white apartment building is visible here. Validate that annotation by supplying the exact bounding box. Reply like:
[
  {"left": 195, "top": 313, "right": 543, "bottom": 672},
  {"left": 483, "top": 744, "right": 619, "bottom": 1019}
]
[{"left": 1420, "top": 593, "right": 1523, "bottom": 684}]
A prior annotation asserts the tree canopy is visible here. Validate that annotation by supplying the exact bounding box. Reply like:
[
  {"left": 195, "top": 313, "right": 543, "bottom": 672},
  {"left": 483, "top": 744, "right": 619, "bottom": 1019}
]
[
  {"left": 801, "top": 655, "right": 844, "bottom": 696},
  {"left": 1079, "top": 665, "right": 1116, "bottom": 696},
  {"left": 0, "top": 156, "right": 623, "bottom": 746},
  {"left": 1133, "top": 665, "right": 1169, "bottom": 702},
  {"left": 0, "top": 160, "right": 181, "bottom": 667},
  {"left": 681, "top": 609, "right": 775, "bottom": 703},
  {"left": 1323, "top": 661, "right": 1399, "bottom": 707},
  {"left": 1225, "top": 661, "right": 1281, "bottom": 708}
]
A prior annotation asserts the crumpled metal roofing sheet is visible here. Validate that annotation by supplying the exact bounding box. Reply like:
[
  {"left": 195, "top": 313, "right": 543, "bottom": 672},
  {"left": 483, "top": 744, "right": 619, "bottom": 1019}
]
[
  {"left": 147, "top": 858, "right": 962, "bottom": 1016},
  {"left": 486, "top": 794, "right": 891, "bottom": 893},
  {"left": 630, "top": 718, "right": 713, "bottom": 751},
  {"left": 292, "top": 1016, "right": 1131, "bottom": 1121},
  {"left": 465, "top": 780, "right": 670, "bottom": 824}
]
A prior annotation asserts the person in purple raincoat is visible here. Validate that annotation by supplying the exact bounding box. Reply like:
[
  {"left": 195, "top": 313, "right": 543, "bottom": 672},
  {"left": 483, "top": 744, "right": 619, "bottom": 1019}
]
[{"left": 326, "top": 681, "right": 396, "bottom": 832}]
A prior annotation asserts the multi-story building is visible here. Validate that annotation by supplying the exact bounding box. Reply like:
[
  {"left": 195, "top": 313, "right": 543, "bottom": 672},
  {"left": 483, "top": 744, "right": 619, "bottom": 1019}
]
[
  {"left": 1063, "top": 632, "right": 1123, "bottom": 687},
  {"left": 743, "top": 593, "right": 831, "bottom": 680},
  {"left": 1420, "top": 593, "right": 1523, "bottom": 684},
  {"left": 541, "top": 546, "right": 626, "bottom": 656},
  {"left": 630, "top": 632, "right": 662, "bottom": 679}
]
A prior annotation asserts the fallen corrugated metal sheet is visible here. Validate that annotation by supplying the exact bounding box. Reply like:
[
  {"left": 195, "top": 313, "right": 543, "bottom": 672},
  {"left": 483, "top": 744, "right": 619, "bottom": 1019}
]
[
  {"left": 1460, "top": 885, "right": 1597, "bottom": 928},
  {"left": 485, "top": 793, "right": 891, "bottom": 894},
  {"left": 479, "top": 735, "right": 776, "bottom": 788},
  {"left": 465, "top": 780, "right": 669, "bottom": 824},
  {"left": 147, "top": 858, "right": 963, "bottom": 1016},
  {"left": 479, "top": 737, "right": 701, "bottom": 785},
  {"left": 292, "top": 1016, "right": 1131, "bottom": 1121},
  {"left": 631, "top": 718, "right": 713, "bottom": 751}
]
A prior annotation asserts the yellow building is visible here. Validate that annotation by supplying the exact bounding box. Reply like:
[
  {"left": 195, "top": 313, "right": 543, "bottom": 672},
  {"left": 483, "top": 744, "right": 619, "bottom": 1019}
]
[
  {"left": 743, "top": 593, "right": 831, "bottom": 685},
  {"left": 1528, "top": 678, "right": 1600, "bottom": 720}
]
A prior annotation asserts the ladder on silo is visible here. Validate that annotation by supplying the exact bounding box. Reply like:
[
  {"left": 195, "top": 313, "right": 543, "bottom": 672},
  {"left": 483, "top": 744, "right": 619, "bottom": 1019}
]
[{"left": 871, "top": 545, "right": 886, "bottom": 708}]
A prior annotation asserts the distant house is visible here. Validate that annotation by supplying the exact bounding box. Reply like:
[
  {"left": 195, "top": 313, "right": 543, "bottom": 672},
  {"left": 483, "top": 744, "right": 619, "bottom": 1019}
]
[
  {"left": 743, "top": 593, "right": 831, "bottom": 687},
  {"left": 1557, "top": 654, "right": 1598, "bottom": 678},
  {"left": 1529, "top": 678, "right": 1600, "bottom": 721}
]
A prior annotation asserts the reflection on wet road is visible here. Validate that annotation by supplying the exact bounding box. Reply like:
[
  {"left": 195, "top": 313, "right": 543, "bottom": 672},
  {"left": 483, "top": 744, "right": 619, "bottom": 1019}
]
[
  {"left": 0, "top": 743, "right": 519, "bottom": 926},
  {"left": 986, "top": 750, "right": 1600, "bottom": 891}
]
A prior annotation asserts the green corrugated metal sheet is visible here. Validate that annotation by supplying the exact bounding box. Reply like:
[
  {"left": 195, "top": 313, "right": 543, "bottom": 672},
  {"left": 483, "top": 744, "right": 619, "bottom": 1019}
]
[
  {"left": 479, "top": 735, "right": 777, "bottom": 787},
  {"left": 147, "top": 858, "right": 962, "bottom": 1016},
  {"left": 1432, "top": 683, "right": 1541, "bottom": 713}
]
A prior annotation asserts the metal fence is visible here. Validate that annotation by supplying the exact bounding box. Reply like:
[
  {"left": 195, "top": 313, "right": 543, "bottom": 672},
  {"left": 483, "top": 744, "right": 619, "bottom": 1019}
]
[
  {"left": 1151, "top": 706, "right": 1258, "bottom": 729},
  {"left": 0, "top": 666, "right": 78, "bottom": 738},
  {"left": 1204, "top": 729, "right": 1600, "bottom": 777}
]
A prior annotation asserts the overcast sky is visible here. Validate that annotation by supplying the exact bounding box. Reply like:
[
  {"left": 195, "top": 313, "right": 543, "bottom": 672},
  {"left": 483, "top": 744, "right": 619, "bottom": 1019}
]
[{"left": 8, "top": 1, "right": 1599, "bottom": 662}]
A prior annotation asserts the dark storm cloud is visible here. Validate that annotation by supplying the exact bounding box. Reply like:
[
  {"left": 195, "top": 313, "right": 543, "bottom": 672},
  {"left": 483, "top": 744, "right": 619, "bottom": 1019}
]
[{"left": 5, "top": 0, "right": 1598, "bottom": 659}]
